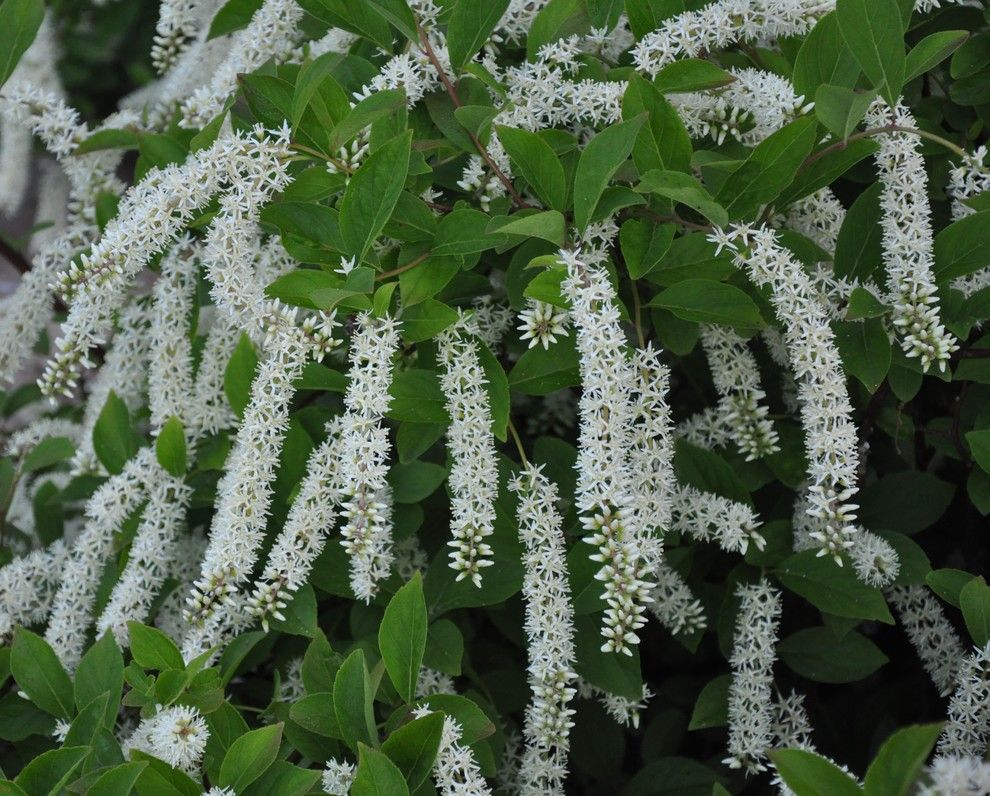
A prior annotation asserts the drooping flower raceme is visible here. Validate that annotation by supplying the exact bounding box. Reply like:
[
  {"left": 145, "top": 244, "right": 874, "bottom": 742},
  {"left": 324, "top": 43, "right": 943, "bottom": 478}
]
[
  {"left": 509, "top": 464, "right": 577, "bottom": 796},
  {"left": 561, "top": 248, "right": 655, "bottom": 655},
  {"left": 724, "top": 579, "right": 782, "bottom": 773},
  {"left": 866, "top": 98, "right": 958, "bottom": 372},
  {"left": 437, "top": 314, "right": 499, "bottom": 587},
  {"left": 335, "top": 314, "right": 401, "bottom": 601},
  {"left": 889, "top": 584, "right": 966, "bottom": 697},
  {"left": 45, "top": 447, "right": 157, "bottom": 669},
  {"left": 714, "top": 225, "right": 865, "bottom": 568}
]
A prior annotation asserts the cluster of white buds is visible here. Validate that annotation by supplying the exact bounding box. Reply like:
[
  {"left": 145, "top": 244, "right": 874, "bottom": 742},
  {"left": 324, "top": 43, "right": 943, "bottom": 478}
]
[
  {"left": 561, "top": 248, "right": 656, "bottom": 655},
  {"left": 699, "top": 325, "right": 780, "bottom": 460},
  {"left": 888, "top": 585, "right": 966, "bottom": 697},
  {"left": 670, "top": 69, "right": 815, "bottom": 146},
  {"left": 471, "top": 297, "right": 515, "bottom": 351},
  {"left": 123, "top": 705, "right": 209, "bottom": 774},
  {"left": 150, "top": 0, "right": 202, "bottom": 74},
  {"left": 509, "top": 464, "right": 578, "bottom": 796},
  {"left": 437, "top": 314, "right": 499, "bottom": 587},
  {"left": 866, "top": 98, "right": 958, "bottom": 371},
  {"left": 712, "top": 225, "right": 864, "bottom": 567},
  {"left": 937, "top": 641, "right": 990, "bottom": 758},
  {"left": 517, "top": 299, "right": 570, "bottom": 350},
  {"left": 724, "top": 579, "right": 782, "bottom": 774}
]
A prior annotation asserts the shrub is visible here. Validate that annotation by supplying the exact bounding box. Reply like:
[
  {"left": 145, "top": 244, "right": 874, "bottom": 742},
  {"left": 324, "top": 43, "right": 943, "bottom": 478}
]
[{"left": 0, "top": 0, "right": 989, "bottom": 793}]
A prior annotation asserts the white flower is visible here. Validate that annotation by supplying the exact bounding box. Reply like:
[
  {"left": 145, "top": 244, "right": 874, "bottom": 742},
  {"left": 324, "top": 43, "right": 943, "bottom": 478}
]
[
  {"left": 0, "top": 540, "right": 70, "bottom": 640},
  {"left": 124, "top": 705, "right": 209, "bottom": 774},
  {"left": 438, "top": 315, "right": 499, "bottom": 587},
  {"left": 647, "top": 559, "right": 707, "bottom": 637},
  {"left": 920, "top": 755, "right": 990, "bottom": 796},
  {"left": 322, "top": 758, "right": 356, "bottom": 795},
  {"left": 517, "top": 299, "right": 570, "bottom": 350},
  {"left": 847, "top": 530, "right": 900, "bottom": 588},
  {"left": 723, "top": 580, "right": 782, "bottom": 774},
  {"left": 671, "top": 484, "right": 765, "bottom": 555}
]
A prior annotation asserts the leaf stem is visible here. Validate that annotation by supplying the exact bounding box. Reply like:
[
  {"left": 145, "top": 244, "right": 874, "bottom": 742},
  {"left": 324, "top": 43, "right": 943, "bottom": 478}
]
[
  {"left": 507, "top": 418, "right": 528, "bottom": 465},
  {"left": 375, "top": 251, "right": 431, "bottom": 281}
]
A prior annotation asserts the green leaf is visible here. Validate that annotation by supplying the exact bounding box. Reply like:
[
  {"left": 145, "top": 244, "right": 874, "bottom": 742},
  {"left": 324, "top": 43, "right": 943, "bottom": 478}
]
[
  {"left": 814, "top": 85, "right": 876, "bottom": 139},
  {"left": 291, "top": 51, "right": 350, "bottom": 131},
  {"left": 207, "top": 0, "right": 264, "bottom": 39},
  {"left": 87, "top": 762, "right": 149, "bottom": 796},
  {"left": 0, "top": 0, "right": 44, "bottom": 89},
  {"left": 863, "top": 723, "right": 942, "bottom": 796},
  {"left": 127, "top": 622, "right": 185, "bottom": 671},
  {"left": 423, "top": 620, "right": 464, "bottom": 676},
  {"left": 352, "top": 744, "right": 410, "bottom": 796},
  {"left": 21, "top": 436, "right": 75, "bottom": 473},
  {"left": 223, "top": 334, "right": 258, "bottom": 420},
  {"left": 768, "top": 749, "right": 864, "bottom": 796},
  {"left": 11, "top": 628, "right": 74, "bottom": 719},
  {"left": 792, "top": 13, "right": 861, "bottom": 98},
  {"left": 834, "top": 182, "right": 883, "bottom": 282},
  {"left": 926, "top": 569, "right": 974, "bottom": 608},
  {"left": 775, "top": 550, "right": 895, "bottom": 624},
  {"left": 219, "top": 723, "right": 284, "bottom": 791},
  {"left": 365, "top": 0, "right": 419, "bottom": 41},
  {"left": 778, "top": 627, "right": 888, "bottom": 683},
  {"left": 490, "top": 211, "right": 566, "bottom": 247},
  {"left": 495, "top": 126, "right": 567, "bottom": 211},
  {"left": 835, "top": 0, "right": 905, "bottom": 106},
  {"left": 968, "top": 429, "right": 990, "bottom": 475},
  {"left": 155, "top": 416, "right": 187, "bottom": 477},
  {"left": 400, "top": 299, "right": 459, "bottom": 343},
  {"left": 573, "top": 115, "right": 646, "bottom": 231},
  {"left": 845, "top": 286, "right": 887, "bottom": 320},
  {"left": 431, "top": 208, "right": 503, "bottom": 256},
  {"left": 858, "top": 471, "right": 954, "bottom": 535},
  {"left": 934, "top": 211, "right": 990, "bottom": 282},
  {"left": 387, "top": 462, "right": 447, "bottom": 503},
  {"left": 959, "top": 576, "right": 990, "bottom": 646},
  {"left": 527, "top": 0, "right": 591, "bottom": 59},
  {"left": 93, "top": 391, "right": 138, "bottom": 475},
  {"left": 688, "top": 674, "right": 730, "bottom": 730},
  {"left": 508, "top": 337, "right": 581, "bottom": 395},
  {"left": 289, "top": 692, "right": 341, "bottom": 737},
  {"left": 132, "top": 750, "right": 201, "bottom": 795},
  {"left": 635, "top": 169, "right": 728, "bottom": 226},
  {"left": 73, "top": 128, "right": 140, "bottom": 156},
  {"left": 13, "top": 746, "right": 89, "bottom": 795},
  {"left": 417, "top": 694, "right": 495, "bottom": 744},
  {"left": 74, "top": 631, "right": 124, "bottom": 728},
  {"left": 325, "top": 89, "right": 407, "bottom": 154},
  {"left": 834, "top": 318, "right": 891, "bottom": 392},
  {"left": 340, "top": 131, "right": 412, "bottom": 259},
  {"left": 620, "top": 218, "right": 675, "bottom": 280},
  {"left": 379, "top": 572, "right": 428, "bottom": 703},
  {"left": 649, "top": 279, "right": 764, "bottom": 332},
  {"left": 447, "top": 0, "right": 510, "bottom": 72},
  {"left": 334, "top": 649, "right": 378, "bottom": 750},
  {"left": 716, "top": 116, "right": 818, "bottom": 219},
  {"left": 381, "top": 712, "right": 444, "bottom": 791},
  {"left": 388, "top": 370, "right": 449, "bottom": 423},
  {"left": 623, "top": 72, "right": 692, "bottom": 175},
  {"left": 905, "top": 31, "right": 968, "bottom": 82},
  {"left": 652, "top": 59, "right": 736, "bottom": 93}
]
